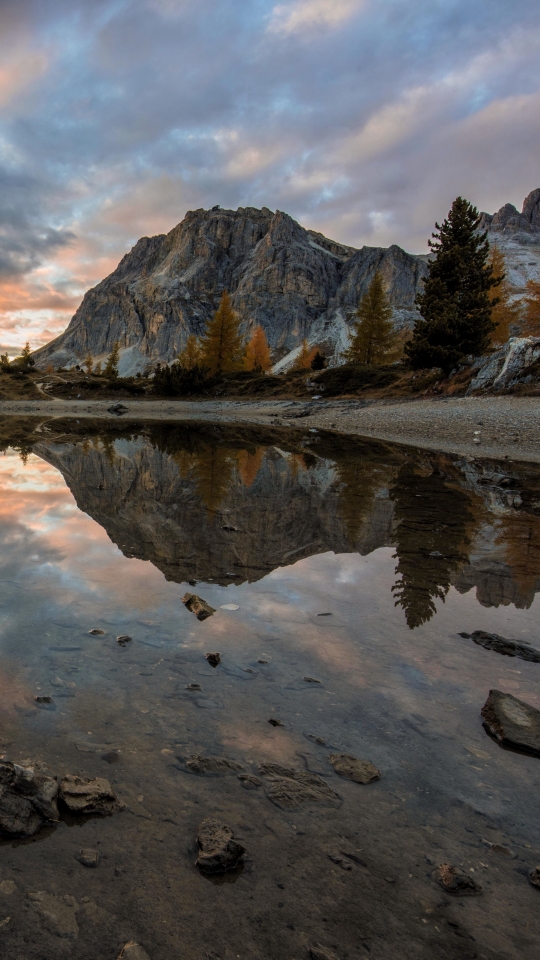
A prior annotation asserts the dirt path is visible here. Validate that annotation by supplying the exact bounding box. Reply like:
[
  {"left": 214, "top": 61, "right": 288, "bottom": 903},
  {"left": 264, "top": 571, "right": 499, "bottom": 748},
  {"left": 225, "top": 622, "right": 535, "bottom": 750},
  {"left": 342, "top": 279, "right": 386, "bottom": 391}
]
[{"left": 1, "top": 395, "right": 539, "bottom": 462}]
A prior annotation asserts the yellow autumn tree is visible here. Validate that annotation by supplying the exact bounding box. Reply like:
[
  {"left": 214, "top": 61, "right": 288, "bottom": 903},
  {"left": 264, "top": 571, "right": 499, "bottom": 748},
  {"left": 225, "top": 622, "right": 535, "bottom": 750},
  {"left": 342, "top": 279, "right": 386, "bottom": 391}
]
[
  {"left": 292, "top": 338, "right": 315, "bottom": 371},
  {"left": 199, "top": 291, "right": 244, "bottom": 375},
  {"left": 522, "top": 279, "right": 540, "bottom": 336},
  {"left": 244, "top": 326, "right": 272, "bottom": 372},
  {"left": 83, "top": 351, "right": 94, "bottom": 373},
  {"left": 178, "top": 334, "right": 202, "bottom": 370},
  {"left": 489, "top": 245, "right": 521, "bottom": 345},
  {"left": 344, "top": 271, "right": 397, "bottom": 365}
]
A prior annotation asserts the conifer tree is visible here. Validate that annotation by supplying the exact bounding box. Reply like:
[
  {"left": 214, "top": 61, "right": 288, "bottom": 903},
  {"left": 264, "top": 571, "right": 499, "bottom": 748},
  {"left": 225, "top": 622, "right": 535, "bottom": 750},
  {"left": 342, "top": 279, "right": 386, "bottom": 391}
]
[
  {"left": 199, "top": 291, "right": 244, "bottom": 375},
  {"left": 523, "top": 279, "right": 540, "bottom": 336},
  {"left": 244, "top": 326, "right": 272, "bottom": 372},
  {"left": 104, "top": 342, "right": 120, "bottom": 378},
  {"left": 406, "top": 197, "right": 498, "bottom": 372},
  {"left": 344, "top": 272, "right": 396, "bottom": 365},
  {"left": 83, "top": 351, "right": 94, "bottom": 374},
  {"left": 489, "top": 245, "right": 521, "bottom": 345},
  {"left": 178, "top": 334, "right": 202, "bottom": 370},
  {"left": 292, "top": 338, "right": 313, "bottom": 371},
  {"left": 310, "top": 351, "right": 326, "bottom": 370}
]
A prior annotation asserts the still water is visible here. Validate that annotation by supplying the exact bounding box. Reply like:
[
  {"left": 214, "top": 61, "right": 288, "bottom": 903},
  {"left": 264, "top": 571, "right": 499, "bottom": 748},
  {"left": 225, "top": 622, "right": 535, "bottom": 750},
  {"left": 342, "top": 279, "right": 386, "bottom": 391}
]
[{"left": 0, "top": 418, "right": 539, "bottom": 960}]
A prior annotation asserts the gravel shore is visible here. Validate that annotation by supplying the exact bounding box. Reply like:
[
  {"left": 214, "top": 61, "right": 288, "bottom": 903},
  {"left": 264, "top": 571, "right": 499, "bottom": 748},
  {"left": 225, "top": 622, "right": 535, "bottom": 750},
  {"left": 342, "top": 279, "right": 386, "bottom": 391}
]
[{"left": 1, "top": 396, "right": 539, "bottom": 462}]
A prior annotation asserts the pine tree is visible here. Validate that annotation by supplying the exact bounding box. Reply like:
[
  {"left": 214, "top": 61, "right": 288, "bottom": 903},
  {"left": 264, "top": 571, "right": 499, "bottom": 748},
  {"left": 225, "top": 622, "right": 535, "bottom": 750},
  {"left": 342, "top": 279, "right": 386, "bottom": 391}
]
[
  {"left": 199, "top": 291, "right": 244, "bottom": 375},
  {"left": 244, "top": 326, "right": 272, "bottom": 372},
  {"left": 523, "top": 279, "right": 540, "bottom": 336},
  {"left": 406, "top": 197, "right": 498, "bottom": 373},
  {"left": 15, "top": 341, "right": 35, "bottom": 371},
  {"left": 489, "top": 245, "right": 521, "bottom": 345},
  {"left": 178, "top": 334, "right": 202, "bottom": 370},
  {"left": 83, "top": 351, "right": 94, "bottom": 374},
  {"left": 310, "top": 351, "right": 327, "bottom": 370},
  {"left": 344, "top": 272, "right": 396, "bottom": 365},
  {"left": 292, "top": 338, "right": 313, "bottom": 371},
  {"left": 104, "top": 342, "right": 120, "bottom": 378}
]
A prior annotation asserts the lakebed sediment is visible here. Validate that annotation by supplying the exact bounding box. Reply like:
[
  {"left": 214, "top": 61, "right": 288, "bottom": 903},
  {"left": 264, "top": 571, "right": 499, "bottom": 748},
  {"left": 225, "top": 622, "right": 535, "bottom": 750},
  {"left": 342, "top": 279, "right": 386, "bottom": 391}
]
[{"left": 1, "top": 395, "right": 540, "bottom": 462}]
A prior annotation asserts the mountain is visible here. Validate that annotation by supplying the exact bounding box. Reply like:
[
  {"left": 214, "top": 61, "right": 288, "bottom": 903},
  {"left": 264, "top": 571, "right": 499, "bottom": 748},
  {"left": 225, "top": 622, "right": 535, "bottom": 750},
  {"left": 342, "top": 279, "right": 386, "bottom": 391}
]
[
  {"left": 33, "top": 192, "right": 540, "bottom": 375},
  {"left": 33, "top": 206, "right": 428, "bottom": 375}
]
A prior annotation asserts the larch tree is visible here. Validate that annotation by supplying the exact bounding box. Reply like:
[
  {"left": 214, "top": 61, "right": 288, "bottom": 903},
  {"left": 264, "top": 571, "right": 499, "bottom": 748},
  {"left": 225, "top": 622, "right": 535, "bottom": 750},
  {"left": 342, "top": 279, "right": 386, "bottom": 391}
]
[
  {"left": 104, "top": 342, "right": 120, "bottom": 378},
  {"left": 83, "top": 351, "right": 94, "bottom": 373},
  {"left": 344, "top": 271, "right": 396, "bottom": 365},
  {"left": 244, "top": 325, "right": 272, "bottom": 372},
  {"left": 199, "top": 291, "right": 244, "bottom": 375},
  {"left": 406, "top": 197, "right": 499, "bottom": 373},
  {"left": 178, "top": 334, "right": 202, "bottom": 370},
  {"left": 292, "top": 338, "right": 314, "bottom": 371},
  {"left": 489, "top": 245, "right": 521, "bottom": 345},
  {"left": 523, "top": 279, "right": 540, "bottom": 336}
]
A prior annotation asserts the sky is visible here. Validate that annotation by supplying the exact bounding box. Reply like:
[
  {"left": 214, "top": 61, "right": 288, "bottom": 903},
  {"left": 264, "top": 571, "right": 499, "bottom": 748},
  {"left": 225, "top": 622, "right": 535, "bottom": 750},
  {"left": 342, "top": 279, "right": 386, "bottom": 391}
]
[{"left": 0, "top": 0, "right": 539, "bottom": 353}]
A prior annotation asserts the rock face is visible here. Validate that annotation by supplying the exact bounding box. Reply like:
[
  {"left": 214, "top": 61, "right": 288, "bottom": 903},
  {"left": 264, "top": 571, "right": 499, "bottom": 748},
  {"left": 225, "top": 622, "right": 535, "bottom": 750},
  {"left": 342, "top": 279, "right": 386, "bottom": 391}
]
[
  {"left": 468, "top": 337, "right": 540, "bottom": 392},
  {"left": 0, "top": 760, "right": 58, "bottom": 837},
  {"left": 476, "top": 189, "right": 540, "bottom": 312},
  {"left": 32, "top": 206, "right": 428, "bottom": 374}
]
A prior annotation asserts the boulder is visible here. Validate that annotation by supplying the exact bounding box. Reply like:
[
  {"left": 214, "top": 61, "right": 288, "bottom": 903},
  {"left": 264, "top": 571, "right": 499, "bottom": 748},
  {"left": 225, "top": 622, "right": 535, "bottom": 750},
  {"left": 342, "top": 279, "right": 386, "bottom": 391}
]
[
  {"left": 328, "top": 754, "right": 381, "bottom": 784},
  {"left": 481, "top": 690, "right": 540, "bottom": 756},
  {"left": 258, "top": 763, "right": 342, "bottom": 810},
  {"left": 0, "top": 760, "right": 58, "bottom": 837},
  {"left": 196, "top": 817, "right": 245, "bottom": 874},
  {"left": 59, "top": 775, "right": 124, "bottom": 815}
]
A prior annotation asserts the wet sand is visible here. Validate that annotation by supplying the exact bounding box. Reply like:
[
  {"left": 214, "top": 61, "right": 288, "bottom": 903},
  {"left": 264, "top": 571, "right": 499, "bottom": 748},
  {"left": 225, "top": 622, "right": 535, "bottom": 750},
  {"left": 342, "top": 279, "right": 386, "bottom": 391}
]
[{"left": 1, "top": 395, "right": 540, "bottom": 462}]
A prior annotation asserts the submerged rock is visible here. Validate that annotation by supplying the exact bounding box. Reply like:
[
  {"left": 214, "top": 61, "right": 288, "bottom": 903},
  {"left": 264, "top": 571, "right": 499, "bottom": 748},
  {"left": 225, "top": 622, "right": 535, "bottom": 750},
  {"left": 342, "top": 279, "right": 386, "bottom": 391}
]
[
  {"left": 184, "top": 755, "right": 244, "bottom": 776},
  {"left": 328, "top": 754, "right": 381, "bottom": 784},
  {"left": 27, "top": 891, "right": 79, "bottom": 939},
  {"left": 529, "top": 867, "right": 540, "bottom": 889},
  {"left": 0, "top": 760, "right": 58, "bottom": 837},
  {"left": 268, "top": 718, "right": 284, "bottom": 727},
  {"left": 182, "top": 593, "right": 215, "bottom": 621},
  {"left": 59, "top": 775, "right": 123, "bottom": 815},
  {"left": 434, "top": 863, "right": 482, "bottom": 896},
  {"left": 186, "top": 683, "right": 202, "bottom": 692},
  {"left": 77, "top": 848, "right": 99, "bottom": 868},
  {"left": 196, "top": 817, "right": 245, "bottom": 874},
  {"left": 205, "top": 652, "right": 221, "bottom": 667},
  {"left": 118, "top": 942, "right": 151, "bottom": 960},
  {"left": 481, "top": 690, "right": 540, "bottom": 756},
  {"left": 459, "top": 630, "right": 540, "bottom": 663},
  {"left": 89, "top": 628, "right": 105, "bottom": 635},
  {"left": 259, "top": 763, "right": 342, "bottom": 810},
  {"left": 238, "top": 774, "right": 262, "bottom": 790},
  {"left": 117, "top": 635, "right": 132, "bottom": 646}
]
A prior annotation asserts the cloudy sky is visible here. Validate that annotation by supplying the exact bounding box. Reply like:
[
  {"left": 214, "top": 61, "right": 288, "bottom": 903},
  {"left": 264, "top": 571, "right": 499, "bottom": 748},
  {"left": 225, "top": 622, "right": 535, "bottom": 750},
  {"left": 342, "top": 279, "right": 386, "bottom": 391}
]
[{"left": 0, "top": 0, "right": 539, "bottom": 351}]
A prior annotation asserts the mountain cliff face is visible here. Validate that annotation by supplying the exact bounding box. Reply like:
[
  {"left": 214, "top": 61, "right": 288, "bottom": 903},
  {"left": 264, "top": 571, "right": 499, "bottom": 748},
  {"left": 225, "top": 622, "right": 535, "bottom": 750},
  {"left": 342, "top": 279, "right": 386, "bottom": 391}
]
[
  {"left": 33, "top": 191, "right": 540, "bottom": 375},
  {"left": 33, "top": 206, "right": 428, "bottom": 375}
]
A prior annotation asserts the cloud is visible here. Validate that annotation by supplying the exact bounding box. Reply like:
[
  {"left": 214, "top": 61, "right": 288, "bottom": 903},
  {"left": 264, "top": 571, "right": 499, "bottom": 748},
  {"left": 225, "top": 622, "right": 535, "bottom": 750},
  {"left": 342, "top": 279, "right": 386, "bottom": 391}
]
[{"left": 267, "top": 0, "right": 364, "bottom": 35}]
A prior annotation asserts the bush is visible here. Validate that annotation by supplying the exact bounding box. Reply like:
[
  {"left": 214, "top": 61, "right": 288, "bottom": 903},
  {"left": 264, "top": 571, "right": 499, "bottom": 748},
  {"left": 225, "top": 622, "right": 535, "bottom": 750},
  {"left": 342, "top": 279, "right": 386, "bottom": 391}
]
[
  {"left": 153, "top": 363, "right": 214, "bottom": 396},
  {"left": 314, "top": 363, "right": 401, "bottom": 396}
]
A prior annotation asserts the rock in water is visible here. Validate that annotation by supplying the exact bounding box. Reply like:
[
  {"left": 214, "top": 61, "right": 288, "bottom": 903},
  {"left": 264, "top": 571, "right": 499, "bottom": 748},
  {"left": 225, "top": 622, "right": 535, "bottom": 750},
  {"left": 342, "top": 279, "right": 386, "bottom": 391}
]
[
  {"left": 459, "top": 630, "right": 540, "bottom": 663},
  {"left": 434, "top": 863, "right": 482, "bottom": 896},
  {"left": 238, "top": 774, "right": 262, "bottom": 790},
  {"left": 118, "top": 942, "right": 151, "bottom": 960},
  {"left": 59, "top": 775, "right": 123, "bottom": 815},
  {"left": 529, "top": 868, "right": 540, "bottom": 889},
  {"left": 0, "top": 760, "right": 59, "bottom": 837},
  {"left": 182, "top": 593, "right": 215, "bottom": 621},
  {"left": 184, "top": 755, "right": 244, "bottom": 776},
  {"left": 196, "top": 817, "right": 245, "bottom": 874},
  {"left": 205, "top": 652, "right": 221, "bottom": 667},
  {"left": 258, "top": 763, "right": 342, "bottom": 810},
  {"left": 77, "top": 848, "right": 99, "bottom": 867},
  {"left": 27, "top": 891, "right": 79, "bottom": 939},
  {"left": 328, "top": 754, "right": 381, "bottom": 784},
  {"left": 481, "top": 690, "right": 540, "bottom": 756}
]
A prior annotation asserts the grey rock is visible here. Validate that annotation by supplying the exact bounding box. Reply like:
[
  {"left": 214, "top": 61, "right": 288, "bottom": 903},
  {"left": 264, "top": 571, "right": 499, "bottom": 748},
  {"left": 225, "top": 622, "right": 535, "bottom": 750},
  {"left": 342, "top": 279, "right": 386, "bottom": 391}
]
[
  {"left": 196, "top": 817, "right": 245, "bottom": 874},
  {"left": 0, "top": 760, "right": 58, "bottom": 837},
  {"left": 77, "top": 848, "right": 99, "bottom": 867},
  {"left": 469, "top": 337, "right": 540, "bottom": 393},
  {"left": 27, "top": 891, "right": 79, "bottom": 939},
  {"left": 481, "top": 690, "right": 540, "bottom": 756},
  {"left": 328, "top": 753, "right": 381, "bottom": 784},
  {"left": 118, "top": 942, "right": 151, "bottom": 960},
  {"left": 459, "top": 630, "right": 540, "bottom": 663},
  {"left": 258, "top": 763, "right": 342, "bottom": 810},
  {"left": 434, "top": 863, "right": 482, "bottom": 896},
  {"left": 59, "top": 774, "right": 123, "bottom": 815},
  {"left": 184, "top": 755, "right": 244, "bottom": 776},
  {"left": 182, "top": 593, "right": 215, "bottom": 621}
]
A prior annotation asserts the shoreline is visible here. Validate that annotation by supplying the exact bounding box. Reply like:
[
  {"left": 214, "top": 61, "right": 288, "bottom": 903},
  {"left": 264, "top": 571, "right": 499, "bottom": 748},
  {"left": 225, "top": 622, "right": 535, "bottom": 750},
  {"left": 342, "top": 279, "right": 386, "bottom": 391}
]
[{"left": 1, "top": 395, "right": 539, "bottom": 462}]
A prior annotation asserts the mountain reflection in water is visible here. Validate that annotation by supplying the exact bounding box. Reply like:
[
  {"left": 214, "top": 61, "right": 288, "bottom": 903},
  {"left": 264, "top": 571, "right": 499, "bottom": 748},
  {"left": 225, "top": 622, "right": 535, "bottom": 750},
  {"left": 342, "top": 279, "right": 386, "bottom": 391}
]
[{"left": 10, "top": 418, "right": 539, "bottom": 628}]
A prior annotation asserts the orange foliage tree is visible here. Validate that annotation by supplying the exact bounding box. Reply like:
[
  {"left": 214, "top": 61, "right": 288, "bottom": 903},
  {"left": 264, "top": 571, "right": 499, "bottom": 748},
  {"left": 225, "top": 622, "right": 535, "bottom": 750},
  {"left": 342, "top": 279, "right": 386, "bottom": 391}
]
[
  {"left": 523, "top": 279, "right": 540, "bottom": 336},
  {"left": 292, "top": 338, "right": 316, "bottom": 371},
  {"left": 489, "top": 245, "right": 521, "bottom": 345},
  {"left": 199, "top": 291, "right": 244, "bottom": 375},
  {"left": 244, "top": 326, "right": 272, "bottom": 372}
]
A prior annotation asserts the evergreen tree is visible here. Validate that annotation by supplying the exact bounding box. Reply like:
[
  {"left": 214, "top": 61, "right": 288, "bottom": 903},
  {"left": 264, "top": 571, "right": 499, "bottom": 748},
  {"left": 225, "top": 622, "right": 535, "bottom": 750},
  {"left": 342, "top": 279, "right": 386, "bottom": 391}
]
[
  {"left": 0, "top": 353, "right": 9, "bottom": 371},
  {"left": 310, "top": 350, "right": 327, "bottom": 370},
  {"left": 104, "top": 342, "right": 120, "bottom": 378},
  {"left": 199, "top": 291, "right": 244, "bottom": 375},
  {"left": 15, "top": 342, "right": 35, "bottom": 371},
  {"left": 178, "top": 334, "right": 202, "bottom": 370},
  {"left": 406, "top": 197, "right": 499, "bottom": 372},
  {"left": 344, "top": 272, "right": 396, "bottom": 365},
  {"left": 292, "top": 338, "right": 313, "bottom": 371},
  {"left": 244, "top": 326, "right": 272, "bottom": 372},
  {"left": 523, "top": 279, "right": 540, "bottom": 336},
  {"left": 489, "top": 245, "right": 521, "bottom": 345},
  {"left": 83, "top": 351, "right": 94, "bottom": 374}
]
